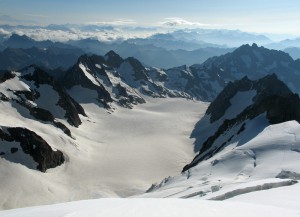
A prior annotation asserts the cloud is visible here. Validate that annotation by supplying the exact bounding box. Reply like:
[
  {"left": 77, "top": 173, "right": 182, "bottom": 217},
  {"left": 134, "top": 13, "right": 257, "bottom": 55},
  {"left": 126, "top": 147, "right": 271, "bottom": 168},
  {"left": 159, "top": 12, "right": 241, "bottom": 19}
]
[
  {"left": 160, "top": 18, "right": 209, "bottom": 27},
  {"left": 86, "top": 19, "right": 137, "bottom": 26},
  {"left": 1, "top": 24, "right": 152, "bottom": 42},
  {"left": 24, "top": 14, "right": 49, "bottom": 18},
  {"left": 0, "top": 28, "right": 10, "bottom": 35}
]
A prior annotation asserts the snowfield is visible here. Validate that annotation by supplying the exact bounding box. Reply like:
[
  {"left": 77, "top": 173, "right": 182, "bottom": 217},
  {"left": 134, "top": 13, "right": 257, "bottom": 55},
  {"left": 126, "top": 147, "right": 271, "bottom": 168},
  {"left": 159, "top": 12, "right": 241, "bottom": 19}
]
[
  {"left": 0, "top": 196, "right": 299, "bottom": 217},
  {"left": 0, "top": 96, "right": 207, "bottom": 209},
  {"left": 2, "top": 71, "right": 300, "bottom": 216}
]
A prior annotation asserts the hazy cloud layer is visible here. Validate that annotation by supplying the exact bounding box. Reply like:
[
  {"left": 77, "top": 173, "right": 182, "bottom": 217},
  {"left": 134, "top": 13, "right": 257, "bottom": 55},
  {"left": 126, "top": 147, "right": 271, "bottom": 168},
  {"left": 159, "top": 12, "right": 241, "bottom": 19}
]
[
  {"left": 0, "top": 28, "right": 10, "bottom": 35},
  {"left": 0, "top": 25, "right": 157, "bottom": 42},
  {"left": 86, "top": 19, "right": 137, "bottom": 26},
  {"left": 24, "top": 14, "right": 49, "bottom": 18},
  {"left": 160, "top": 18, "right": 209, "bottom": 27}
]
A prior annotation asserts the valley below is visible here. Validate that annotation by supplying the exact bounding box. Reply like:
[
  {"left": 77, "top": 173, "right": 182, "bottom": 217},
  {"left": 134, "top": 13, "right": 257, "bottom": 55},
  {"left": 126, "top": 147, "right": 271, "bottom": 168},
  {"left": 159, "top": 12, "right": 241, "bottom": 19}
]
[
  {"left": 1, "top": 4, "right": 300, "bottom": 215},
  {"left": 0, "top": 97, "right": 207, "bottom": 209}
]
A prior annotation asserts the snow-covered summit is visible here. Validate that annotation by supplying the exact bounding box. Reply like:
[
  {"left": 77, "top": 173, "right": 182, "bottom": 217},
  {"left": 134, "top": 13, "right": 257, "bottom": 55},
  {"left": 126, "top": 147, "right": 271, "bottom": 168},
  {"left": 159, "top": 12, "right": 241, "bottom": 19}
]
[
  {"left": 186, "top": 74, "right": 300, "bottom": 170},
  {"left": 62, "top": 52, "right": 215, "bottom": 108}
]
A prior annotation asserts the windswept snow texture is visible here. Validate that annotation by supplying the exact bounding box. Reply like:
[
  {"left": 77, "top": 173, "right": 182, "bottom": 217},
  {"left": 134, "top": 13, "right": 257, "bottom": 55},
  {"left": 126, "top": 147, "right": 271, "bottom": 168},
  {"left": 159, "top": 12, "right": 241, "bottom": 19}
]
[
  {"left": 2, "top": 120, "right": 300, "bottom": 214},
  {"left": 0, "top": 197, "right": 299, "bottom": 217},
  {"left": 140, "top": 120, "right": 300, "bottom": 201},
  {"left": 0, "top": 98, "right": 206, "bottom": 209}
]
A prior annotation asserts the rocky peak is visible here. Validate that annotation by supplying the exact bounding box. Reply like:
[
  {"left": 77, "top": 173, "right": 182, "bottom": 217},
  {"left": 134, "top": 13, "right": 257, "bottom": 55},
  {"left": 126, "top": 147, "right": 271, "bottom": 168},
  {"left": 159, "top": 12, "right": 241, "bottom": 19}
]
[
  {"left": 104, "top": 50, "right": 123, "bottom": 68},
  {"left": 7, "top": 34, "right": 34, "bottom": 43},
  {"left": 206, "top": 74, "right": 291, "bottom": 123},
  {"left": 0, "top": 70, "right": 15, "bottom": 83},
  {"left": 3, "top": 34, "right": 52, "bottom": 49},
  {"left": 238, "top": 43, "right": 292, "bottom": 61},
  {"left": 123, "top": 57, "right": 148, "bottom": 81},
  {"left": 202, "top": 44, "right": 295, "bottom": 76},
  {"left": 184, "top": 75, "right": 300, "bottom": 172},
  {"left": 63, "top": 56, "right": 113, "bottom": 108}
]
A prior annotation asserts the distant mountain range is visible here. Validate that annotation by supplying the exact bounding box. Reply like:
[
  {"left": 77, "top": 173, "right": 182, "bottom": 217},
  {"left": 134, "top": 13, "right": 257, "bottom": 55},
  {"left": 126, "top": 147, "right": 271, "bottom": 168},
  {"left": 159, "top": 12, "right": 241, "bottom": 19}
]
[
  {"left": 266, "top": 37, "right": 300, "bottom": 50},
  {"left": 136, "top": 29, "right": 272, "bottom": 48},
  {"left": 284, "top": 47, "right": 300, "bottom": 60},
  {"left": 0, "top": 46, "right": 84, "bottom": 70},
  {"left": 0, "top": 34, "right": 233, "bottom": 69},
  {"left": 1, "top": 41, "right": 300, "bottom": 102},
  {"left": 1, "top": 29, "right": 300, "bottom": 70}
]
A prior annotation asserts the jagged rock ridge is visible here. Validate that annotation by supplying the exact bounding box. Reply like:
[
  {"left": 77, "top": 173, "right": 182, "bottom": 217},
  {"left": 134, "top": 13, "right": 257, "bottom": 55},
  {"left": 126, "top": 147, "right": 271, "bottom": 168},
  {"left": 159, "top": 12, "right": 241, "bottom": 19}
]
[{"left": 184, "top": 74, "right": 300, "bottom": 172}]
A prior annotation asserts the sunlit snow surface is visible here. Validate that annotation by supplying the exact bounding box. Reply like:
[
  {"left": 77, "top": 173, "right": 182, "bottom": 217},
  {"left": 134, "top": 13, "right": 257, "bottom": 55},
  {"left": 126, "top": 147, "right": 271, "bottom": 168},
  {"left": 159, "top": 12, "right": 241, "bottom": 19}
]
[
  {"left": 138, "top": 120, "right": 300, "bottom": 201},
  {"left": 1, "top": 75, "right": 300, "bottom": 215},
  {"left": 0, "top": 84, "right": 207, "bottom": 209},
  {"left": 0, "top": 196, "right": 299, "bottom": 217}
]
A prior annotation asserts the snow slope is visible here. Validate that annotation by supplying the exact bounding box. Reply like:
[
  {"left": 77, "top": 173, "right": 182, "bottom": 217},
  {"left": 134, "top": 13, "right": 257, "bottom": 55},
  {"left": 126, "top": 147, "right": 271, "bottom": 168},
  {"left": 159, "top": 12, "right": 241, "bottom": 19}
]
[
  {"left": 0, "top": 197, "right": 299, "bottom": 217},
  {"left": 0, "top": 96, "right": 207, "bottom": 209},
  {"left": 136, "top": 75, "right": 300, "bottom": 207},
  {"left": 1, "top": 119, "right": 300, "bottom": 215},
  {"left": 138, "top": 119, "right": 300, "bottom": 199}
]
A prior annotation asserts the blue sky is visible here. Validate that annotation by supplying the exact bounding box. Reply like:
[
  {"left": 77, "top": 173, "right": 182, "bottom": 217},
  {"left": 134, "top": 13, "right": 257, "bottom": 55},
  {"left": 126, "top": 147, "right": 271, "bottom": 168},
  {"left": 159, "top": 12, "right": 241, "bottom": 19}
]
[{"left": 1, "top": 0, "right": 300, "bottom": 34}]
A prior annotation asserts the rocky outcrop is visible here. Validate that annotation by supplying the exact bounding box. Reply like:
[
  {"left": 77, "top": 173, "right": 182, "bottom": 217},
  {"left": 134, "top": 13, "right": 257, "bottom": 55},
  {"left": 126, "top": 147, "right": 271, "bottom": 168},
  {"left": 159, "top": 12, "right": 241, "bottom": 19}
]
[
  {"left": 22, "top": 67, "right": 86, "bottom": 127},
  {"left": 0, "top": 71, "right": 15, "bottom": 83},
  {"left": 63, "top": 56, "right": 113, "bottom": 108},
  {"left": 12, "top": 89, "right": 72, "bottom": 137},
  {"left": 199, "top": 43, "right": 300, "bottom": 96},
  {"left": 63, "top": 53, "right": 147, "bottom": 108},
  {"left": 123, "top": 57, "right": 149, "bottom": 81},
  {"left": 0, "top": 127, "right": 64, "bottom": 172},
  {"left": 104, "top": 50, "right": 123, "bottom": 68},
  {"left": 206, "top": 74, "right": 291, "bottom": 123},
  {"left": 183, "top": 75, "right": 300, "bottom": 172}
]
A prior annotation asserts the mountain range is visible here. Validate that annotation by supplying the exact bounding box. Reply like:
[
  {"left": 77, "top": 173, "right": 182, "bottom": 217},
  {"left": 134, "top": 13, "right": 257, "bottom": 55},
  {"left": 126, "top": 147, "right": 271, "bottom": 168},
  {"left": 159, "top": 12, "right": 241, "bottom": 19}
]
[
  {"left": 284, "top": 47, "right": 300, "bottom": 60},
  {"left": 1, "top": 33, "right": 300, "bottom": 215},
  {"left": 132, "top": 29, "right": 272, "bottom": 48},
  {"left": 1, "top": 30, "right": 300, "bottom": 69},
  {"left": 0, "top": 34, "right": 233, "bottom": 69}
]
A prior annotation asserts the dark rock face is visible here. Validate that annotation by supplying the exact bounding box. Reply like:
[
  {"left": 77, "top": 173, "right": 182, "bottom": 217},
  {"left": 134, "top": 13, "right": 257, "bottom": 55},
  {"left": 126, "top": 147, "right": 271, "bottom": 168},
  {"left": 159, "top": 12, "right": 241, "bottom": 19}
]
[
  {"left": 22, "top": 67, "right": 86, "bottom": 127},
  {"left": 115, "top": 83, "right": 146, "bottom": 108},
  {"left": 104, "top": 50, "right": 123, "bottom": 68},
  {"left": 63, "top": 54, "right": 148, "bottom": 108},
  {"left": 158, "top": 43, "right": 300, "bottom": 102},
  {"left": 0, "top": 92, "right": 9, "bottom": 101},
  {"left": 63, "top": 56, "right": 113, "bottom": 108},
  {"left": 0, "top": 71, "right": 16, "bottom": 83},
  {"left": 0, "top": 127, "right": 64, "bottom": 172},
  {"left": 29, "top": 107, "right": 55, "bottom": 122},
  {"left": 12, "top": 89, "right": 72, "bottom": 137},
  {"left": 199, "top": 43, "right": 300, "bottom": 96},
  {"left": 206, "top": 74, "right": 291, "bottom": 123},
  {"left": 123, "top": 57, "right": 149, "bottom": 81},
  {"left": 183, "top": 75, "right": 300, "bottom": 172}
]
